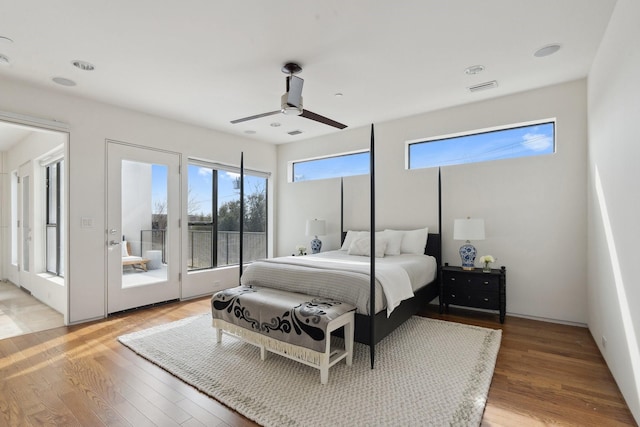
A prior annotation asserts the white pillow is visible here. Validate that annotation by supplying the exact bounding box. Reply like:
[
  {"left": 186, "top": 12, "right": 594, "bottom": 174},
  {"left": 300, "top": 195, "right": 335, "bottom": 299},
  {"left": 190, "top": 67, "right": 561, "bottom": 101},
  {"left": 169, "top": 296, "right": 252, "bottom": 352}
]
[
  {"left": 376, "top": 230, "right": 403, "bottom": 255},
  {"left": 348, "top": 237, "right": 387, "bottom": 258},
  {"left": 340, "top": 230, "right": 362, "bottom": 251},
  {"left": 121, "top": 241, "right": 129, "bottom": 257},
  {"left": 386, "top": 227, "right": 429, "bottom": 254}
]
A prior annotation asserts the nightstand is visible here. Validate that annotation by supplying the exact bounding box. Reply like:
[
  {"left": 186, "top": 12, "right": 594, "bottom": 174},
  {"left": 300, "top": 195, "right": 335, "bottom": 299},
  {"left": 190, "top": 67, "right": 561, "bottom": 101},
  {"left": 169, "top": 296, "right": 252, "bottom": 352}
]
[{"left": 439, "top": 264, "right": 506, "bottom": 323}]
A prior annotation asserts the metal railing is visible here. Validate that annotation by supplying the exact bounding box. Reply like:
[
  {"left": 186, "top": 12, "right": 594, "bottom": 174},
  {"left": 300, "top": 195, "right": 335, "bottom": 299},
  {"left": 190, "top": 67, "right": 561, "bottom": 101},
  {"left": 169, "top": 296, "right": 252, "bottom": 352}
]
[
  {"left": 188, "top": 225, "right": 266, "bottom": 270},
  {"left": 140, "top": 227, "right": 267, "bottom": 270}
]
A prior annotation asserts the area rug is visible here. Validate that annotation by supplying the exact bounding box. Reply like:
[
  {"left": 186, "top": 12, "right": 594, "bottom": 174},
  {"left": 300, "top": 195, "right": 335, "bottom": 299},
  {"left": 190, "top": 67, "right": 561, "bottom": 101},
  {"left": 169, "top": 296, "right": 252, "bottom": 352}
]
[{"left": 118, "top": 314, "right": 501, "bottom": 426}]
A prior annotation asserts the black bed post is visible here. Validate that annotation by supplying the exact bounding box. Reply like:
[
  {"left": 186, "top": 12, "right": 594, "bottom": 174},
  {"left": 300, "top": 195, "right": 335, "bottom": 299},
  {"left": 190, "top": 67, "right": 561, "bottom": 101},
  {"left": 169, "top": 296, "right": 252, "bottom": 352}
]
[
  {"left": 369, "top": 124, "right": 376, "bottom": 369},
  {"left": 239, "top": 152, "right": 244, "bottom": 285},
  {"left": 340, "top": 177, "right": 344, "bottom": 241}
]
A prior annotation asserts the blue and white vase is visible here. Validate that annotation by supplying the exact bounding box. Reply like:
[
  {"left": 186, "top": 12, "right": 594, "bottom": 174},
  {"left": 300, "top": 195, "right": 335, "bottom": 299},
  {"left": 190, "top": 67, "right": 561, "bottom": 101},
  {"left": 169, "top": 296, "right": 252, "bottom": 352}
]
[
  {"left": 459, "top": 243, "right": 477, "bottom": 270},
  {"left": 311, "top": 236, "right": 322, "bottom": 254}
]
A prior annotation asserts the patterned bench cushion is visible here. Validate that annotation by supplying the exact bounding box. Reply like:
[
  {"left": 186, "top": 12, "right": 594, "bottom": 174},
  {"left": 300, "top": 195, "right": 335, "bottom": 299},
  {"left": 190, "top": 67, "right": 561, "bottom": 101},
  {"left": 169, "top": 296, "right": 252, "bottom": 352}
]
[{"left": 211, "top": 285, "right": 355, "bottom": 353}]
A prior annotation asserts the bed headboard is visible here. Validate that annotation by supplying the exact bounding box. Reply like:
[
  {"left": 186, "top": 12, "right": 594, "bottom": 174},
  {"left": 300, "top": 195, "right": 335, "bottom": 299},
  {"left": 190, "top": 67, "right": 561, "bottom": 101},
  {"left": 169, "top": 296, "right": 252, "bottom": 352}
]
[{"left": 340, "top": 231, "right": 442, "bottom": 267}]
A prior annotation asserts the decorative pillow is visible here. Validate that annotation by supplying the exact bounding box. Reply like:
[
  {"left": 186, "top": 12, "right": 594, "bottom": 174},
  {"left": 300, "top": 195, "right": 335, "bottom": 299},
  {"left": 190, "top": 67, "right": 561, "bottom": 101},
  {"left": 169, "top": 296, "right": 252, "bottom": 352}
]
[
  {"left": 385, "top": 227, "right": 429, "bottom": 254},
  {"left": 121, "top": 241, "right": 129, "bottom": 257},
  {"left": 376, "top": 230, "right": 403, "bottom": 255},
  {"left": 340, "top": 230, "right": 362, "bottom": 251},
  {"left": 348, "top": 237, "right": 387, "bottom": 258}
]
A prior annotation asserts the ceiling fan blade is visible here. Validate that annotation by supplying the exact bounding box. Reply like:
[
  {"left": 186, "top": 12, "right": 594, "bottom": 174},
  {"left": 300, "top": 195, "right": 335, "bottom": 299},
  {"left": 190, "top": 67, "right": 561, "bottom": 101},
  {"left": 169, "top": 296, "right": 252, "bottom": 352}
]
[
  {"left": 230, "top": 110, "right": 280, "bottom": 124},
  {"left": 300, "top": 109, "right": 347, "bottom": 129}
]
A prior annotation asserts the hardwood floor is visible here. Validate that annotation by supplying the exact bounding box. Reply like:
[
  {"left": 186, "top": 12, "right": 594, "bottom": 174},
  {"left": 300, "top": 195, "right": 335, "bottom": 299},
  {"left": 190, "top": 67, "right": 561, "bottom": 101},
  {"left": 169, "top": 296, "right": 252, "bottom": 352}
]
[{"left": 0, "top": 297, "right": 636, "bottom": 426}]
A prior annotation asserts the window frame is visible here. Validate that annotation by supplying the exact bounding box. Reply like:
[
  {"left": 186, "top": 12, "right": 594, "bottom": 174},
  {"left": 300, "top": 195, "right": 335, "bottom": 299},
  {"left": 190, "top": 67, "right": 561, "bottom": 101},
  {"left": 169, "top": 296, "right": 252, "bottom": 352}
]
[
  {"left": 187, "top": 159, "right": 269, "bottom": 272},
  {"left": 405, "top": 118, "right": 556, "bottom": 170},
  {"left": 45, "top": 159, "right": 64, "bottom": 276},
  {"left": 288, "top": 149, "right": 370, "bottom": 183}
]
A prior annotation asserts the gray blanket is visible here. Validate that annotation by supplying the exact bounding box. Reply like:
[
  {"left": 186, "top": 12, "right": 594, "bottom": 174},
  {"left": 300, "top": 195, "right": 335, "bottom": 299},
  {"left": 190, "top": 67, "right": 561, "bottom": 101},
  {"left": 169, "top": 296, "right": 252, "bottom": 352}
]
[{"left": 211, "top": 285, "right": 355, "bottom": 353}]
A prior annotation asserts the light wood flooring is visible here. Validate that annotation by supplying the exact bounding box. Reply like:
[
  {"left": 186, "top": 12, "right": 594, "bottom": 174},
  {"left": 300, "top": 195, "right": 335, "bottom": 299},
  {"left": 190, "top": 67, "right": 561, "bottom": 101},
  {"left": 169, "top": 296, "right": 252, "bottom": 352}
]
[
  {"left": 0, "top": 297, "right": 636, "bottom": 426},
  {"left": 0, "top": 280, "right": 64, "bottom": 341}
]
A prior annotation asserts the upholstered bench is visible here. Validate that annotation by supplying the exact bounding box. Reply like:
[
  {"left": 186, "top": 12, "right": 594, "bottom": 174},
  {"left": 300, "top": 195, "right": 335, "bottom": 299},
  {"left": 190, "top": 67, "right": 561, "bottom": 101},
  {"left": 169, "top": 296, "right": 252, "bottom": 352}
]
[{"left": 211, "top": 285, "right": 355, "bottom": 384}]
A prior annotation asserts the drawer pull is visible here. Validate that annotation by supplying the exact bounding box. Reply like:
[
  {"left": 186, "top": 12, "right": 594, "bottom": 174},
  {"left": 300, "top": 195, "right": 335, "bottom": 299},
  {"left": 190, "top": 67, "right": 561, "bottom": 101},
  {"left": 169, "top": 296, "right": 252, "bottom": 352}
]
[
  {"left": 450, "top": 277, "right": 456, "bottom": 281},
  {"left": 483, "top": 281, "right": 490, "bottom": 285},
  {"left": 451, "top": 294, "right": 456, "bottom": 298},
  {"left": 483, "top": 298, "right": 489, "bottom": 302}
]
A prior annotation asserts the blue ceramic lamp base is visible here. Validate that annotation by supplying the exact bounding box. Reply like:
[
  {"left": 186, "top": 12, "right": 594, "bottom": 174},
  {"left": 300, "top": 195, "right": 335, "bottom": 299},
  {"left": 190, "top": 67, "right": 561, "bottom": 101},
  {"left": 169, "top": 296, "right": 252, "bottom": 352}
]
[
  {"left": 459, "top": 242, "right": 477, "bottom": 270},
  {"left": 310, "top": 237, "right": 322, "bottom": 254}
]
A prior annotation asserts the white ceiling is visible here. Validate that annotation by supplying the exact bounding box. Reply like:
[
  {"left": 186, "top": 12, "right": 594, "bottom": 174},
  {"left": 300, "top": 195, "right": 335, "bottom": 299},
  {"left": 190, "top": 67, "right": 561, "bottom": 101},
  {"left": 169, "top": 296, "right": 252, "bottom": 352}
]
[{"left": 0, "top": 0, "right": 617, "bottom": 145}]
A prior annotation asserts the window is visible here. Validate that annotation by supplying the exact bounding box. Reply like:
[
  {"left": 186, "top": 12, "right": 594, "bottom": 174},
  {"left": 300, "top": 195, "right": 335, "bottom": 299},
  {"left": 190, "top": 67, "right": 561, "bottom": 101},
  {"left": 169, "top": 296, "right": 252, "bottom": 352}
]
[
  {"left": 290, "top": 151, "right": 369, "bottom": 182},
  {"left": 187, "top": 161, "right": 268, "bottom": 271},
  {"left": 45, "top": 159, "right": 64, "bottom": 276},
  {"left": 407, "top": 120, "right": 555, "bottom": 170}
]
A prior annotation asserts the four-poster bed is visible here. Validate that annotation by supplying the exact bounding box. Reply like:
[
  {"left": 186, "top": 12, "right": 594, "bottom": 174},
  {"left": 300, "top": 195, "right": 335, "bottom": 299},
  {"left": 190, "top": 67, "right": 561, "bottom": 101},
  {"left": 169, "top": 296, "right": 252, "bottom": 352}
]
[{"left": 216, "top": 124, "right": 442, "bottom": 369}]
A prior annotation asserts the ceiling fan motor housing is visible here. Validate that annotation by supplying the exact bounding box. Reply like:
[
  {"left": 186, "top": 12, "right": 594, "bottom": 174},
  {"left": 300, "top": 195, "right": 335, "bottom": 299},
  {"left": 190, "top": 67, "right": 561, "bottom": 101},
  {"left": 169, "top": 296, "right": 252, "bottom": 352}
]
[{"left": 281, "top": 93, "right": 303, "bottom": 115}]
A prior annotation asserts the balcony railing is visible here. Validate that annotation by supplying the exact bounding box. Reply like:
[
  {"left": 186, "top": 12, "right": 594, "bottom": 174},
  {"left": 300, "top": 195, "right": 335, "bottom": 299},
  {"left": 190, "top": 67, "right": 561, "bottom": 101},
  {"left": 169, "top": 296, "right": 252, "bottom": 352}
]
[{"left": 140, "top": 227, "right": 267, "bottom": 271}]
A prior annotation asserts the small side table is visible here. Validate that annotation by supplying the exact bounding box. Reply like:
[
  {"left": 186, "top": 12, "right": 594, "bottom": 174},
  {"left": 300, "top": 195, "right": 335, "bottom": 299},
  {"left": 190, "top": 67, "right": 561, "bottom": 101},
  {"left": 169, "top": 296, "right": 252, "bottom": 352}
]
[
  {"left": 145, "top": 250, "right": 163, "bottom": 270},
  {"left": 440, "top": 264, "right": 506, "bottom": 323}
]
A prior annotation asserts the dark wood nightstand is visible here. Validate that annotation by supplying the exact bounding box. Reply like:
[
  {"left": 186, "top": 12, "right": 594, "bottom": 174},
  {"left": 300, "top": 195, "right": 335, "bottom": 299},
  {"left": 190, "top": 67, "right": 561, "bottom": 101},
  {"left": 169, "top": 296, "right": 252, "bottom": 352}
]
[{"left": 439, "top": 264, "right": 506, "bottom": 323}]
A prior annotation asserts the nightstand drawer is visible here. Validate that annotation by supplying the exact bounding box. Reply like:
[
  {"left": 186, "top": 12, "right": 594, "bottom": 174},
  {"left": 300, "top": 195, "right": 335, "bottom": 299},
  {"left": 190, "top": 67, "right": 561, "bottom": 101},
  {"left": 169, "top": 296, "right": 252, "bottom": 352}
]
[
  {"left": 443, "top": 273, "right": 499, "bottom": 292},
  {"left": 467, "top": 275, "right": 500, "bottom": 292},
  {"left": 469, "top": 293, "right": 499, "bottom": 310}
]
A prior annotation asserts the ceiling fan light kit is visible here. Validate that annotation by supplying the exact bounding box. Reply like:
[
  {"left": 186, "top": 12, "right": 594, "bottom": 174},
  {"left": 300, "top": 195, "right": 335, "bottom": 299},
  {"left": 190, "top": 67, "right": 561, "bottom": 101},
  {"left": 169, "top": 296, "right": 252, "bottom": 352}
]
[{"left": 231, "top": 62, "right": 347, "bottom": 130}]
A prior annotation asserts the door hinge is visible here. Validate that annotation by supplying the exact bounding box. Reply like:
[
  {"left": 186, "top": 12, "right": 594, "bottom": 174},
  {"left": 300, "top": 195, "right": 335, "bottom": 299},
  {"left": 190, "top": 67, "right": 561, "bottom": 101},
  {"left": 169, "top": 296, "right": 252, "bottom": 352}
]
[
  {"left": 178, "top": 218, "right": 181, "bottom": 228},
  {"left": 17, "top": 220, "right": 20, "bottom": 228},
  {"left": 17, "top": 177, "right": 20, "bottom": 184},
  {"left": 178, "top": 272, "right": 182, "bottom": 282}
]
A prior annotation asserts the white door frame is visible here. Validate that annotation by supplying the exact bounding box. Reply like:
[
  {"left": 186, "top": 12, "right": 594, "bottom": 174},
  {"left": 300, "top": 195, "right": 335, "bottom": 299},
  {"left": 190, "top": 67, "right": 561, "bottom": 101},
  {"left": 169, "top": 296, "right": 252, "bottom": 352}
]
[{"left": 105, "top": 140, "right": 182, "bottom": 313}]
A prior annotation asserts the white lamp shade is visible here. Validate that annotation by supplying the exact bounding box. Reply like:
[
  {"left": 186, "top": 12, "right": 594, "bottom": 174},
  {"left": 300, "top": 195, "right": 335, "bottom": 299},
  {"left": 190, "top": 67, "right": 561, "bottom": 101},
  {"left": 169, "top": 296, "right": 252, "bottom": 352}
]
[
  {"left": 453, "top": 218, "right": 485, "bottom": 241},
  {"left": 306, "top": 219, "right": 326, "bottom": 236}
]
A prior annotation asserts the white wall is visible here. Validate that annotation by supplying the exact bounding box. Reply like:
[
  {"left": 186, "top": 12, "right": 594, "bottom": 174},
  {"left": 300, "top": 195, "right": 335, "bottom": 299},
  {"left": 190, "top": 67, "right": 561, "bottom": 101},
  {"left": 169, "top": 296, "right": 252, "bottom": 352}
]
[
  {"left": 587, "top": 0, "right": 640, "bottom": 421},
  {"left": 121, "top": 160, "right": 152, "bottom": 256},
  {"left": 277, "top": 79, "right": 588, "bottom": 324},
  {"left": 0, "top": 76, "right": 277, "bottom": 323}
]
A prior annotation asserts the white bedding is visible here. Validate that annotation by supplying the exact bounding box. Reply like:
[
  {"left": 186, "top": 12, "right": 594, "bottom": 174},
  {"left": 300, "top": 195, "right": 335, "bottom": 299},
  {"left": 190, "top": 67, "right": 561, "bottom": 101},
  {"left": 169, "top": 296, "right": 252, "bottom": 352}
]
[{"left": 240, "top": 250, "right": 437, "bottom": 316}]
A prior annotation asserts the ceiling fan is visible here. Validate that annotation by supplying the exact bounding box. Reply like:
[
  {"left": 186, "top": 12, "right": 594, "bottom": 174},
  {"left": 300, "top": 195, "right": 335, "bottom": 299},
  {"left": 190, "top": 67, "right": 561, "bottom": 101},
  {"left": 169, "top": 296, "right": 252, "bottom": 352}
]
[{"left": 230, "top": 62, "right": 347, "bottom": 130}]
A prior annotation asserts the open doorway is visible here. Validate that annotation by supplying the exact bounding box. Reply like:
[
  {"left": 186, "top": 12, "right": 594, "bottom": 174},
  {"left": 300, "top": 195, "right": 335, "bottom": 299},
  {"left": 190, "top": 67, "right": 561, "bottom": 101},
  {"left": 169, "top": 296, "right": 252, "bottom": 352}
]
[{"left": 0, "top": 118, "right": 68, "bottom": 339}]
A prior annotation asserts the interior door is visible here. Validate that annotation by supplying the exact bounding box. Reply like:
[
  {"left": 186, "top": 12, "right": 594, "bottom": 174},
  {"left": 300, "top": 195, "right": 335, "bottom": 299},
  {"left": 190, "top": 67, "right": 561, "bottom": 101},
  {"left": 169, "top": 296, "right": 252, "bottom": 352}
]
[
  {"left": 106, "top": 142, "right": 181, "bottom": 313},
  {"left": 17, "top": 162, "right": 31, "bottom": 290}
]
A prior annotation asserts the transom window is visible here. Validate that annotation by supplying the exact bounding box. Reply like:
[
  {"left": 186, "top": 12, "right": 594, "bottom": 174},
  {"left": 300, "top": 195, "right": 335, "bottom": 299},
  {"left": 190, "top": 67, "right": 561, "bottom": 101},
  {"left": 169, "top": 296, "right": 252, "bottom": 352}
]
[
  {"left": 407, "top": 120, "right": 555, "bottom": 170},
  {"left": 290, "top": 150, "right": 369, "bottom": 182}
]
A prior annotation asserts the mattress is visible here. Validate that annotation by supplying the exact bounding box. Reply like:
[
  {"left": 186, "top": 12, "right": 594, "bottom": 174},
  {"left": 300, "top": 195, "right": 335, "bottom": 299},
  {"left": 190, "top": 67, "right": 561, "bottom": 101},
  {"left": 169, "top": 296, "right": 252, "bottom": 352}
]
[{"left": 240, "top": 250, "right": 437, "bottom": 315}]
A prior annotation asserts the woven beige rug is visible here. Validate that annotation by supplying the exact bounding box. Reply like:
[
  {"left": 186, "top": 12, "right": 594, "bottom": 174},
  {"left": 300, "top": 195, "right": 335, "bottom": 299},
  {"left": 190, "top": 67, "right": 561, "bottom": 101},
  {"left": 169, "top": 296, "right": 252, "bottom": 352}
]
[{"left": 119, "top": 314, "right": 501, "bottom": 427}]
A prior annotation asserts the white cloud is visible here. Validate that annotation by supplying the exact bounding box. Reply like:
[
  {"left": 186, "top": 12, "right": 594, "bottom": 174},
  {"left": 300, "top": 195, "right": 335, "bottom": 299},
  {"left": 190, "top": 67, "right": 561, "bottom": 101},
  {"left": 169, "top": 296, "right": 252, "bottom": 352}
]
[
  {"left": 223, "top": 171, "right": 240, "bottom": 180},
  {"left": 198, "top": 167, "right": 212, "bottom": 176},
  {"left": 522, "top": 132, "right": 552, "bottom": 151}
]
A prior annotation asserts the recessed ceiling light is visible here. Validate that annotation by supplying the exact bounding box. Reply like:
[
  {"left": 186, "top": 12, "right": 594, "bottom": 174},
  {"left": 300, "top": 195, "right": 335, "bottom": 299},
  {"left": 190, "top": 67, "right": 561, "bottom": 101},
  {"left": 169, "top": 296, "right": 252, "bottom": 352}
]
[
  {"left": 0, "top": 54, "right": 9, "bottom": 66},
  {"left": 270, "top": 122, "right": 281, "bottom": 127},
  {"left": 244, "top": 130, "right": 256, "bottom": 134},
  {"left": 288, "top": 130, "right": 303, "bottom": 136},
  {"left": 72, "top": 60, "right": 95, "bottom": 71},
  {"left": 52, "top": 77, "right": 77, "bottom": 87},
  {"left": 334, "top": 93, "right": 344, "bottom": 97},
  {"left": 464, "top": 65, "right": 485, "bottom": 75},
  {"left": 534, "top": 44, "right": 561, "bottom": 58}
]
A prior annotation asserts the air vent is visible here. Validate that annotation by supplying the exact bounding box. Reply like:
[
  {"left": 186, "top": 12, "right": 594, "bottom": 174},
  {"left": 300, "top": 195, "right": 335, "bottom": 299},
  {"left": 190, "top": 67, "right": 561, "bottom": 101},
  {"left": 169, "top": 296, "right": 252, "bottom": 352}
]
[
  {"left": 468, "top": 80, "right": 498, "bottom": 93},
  {"left": 288, "top": 130, "right": 303, "bottom": 136}
]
